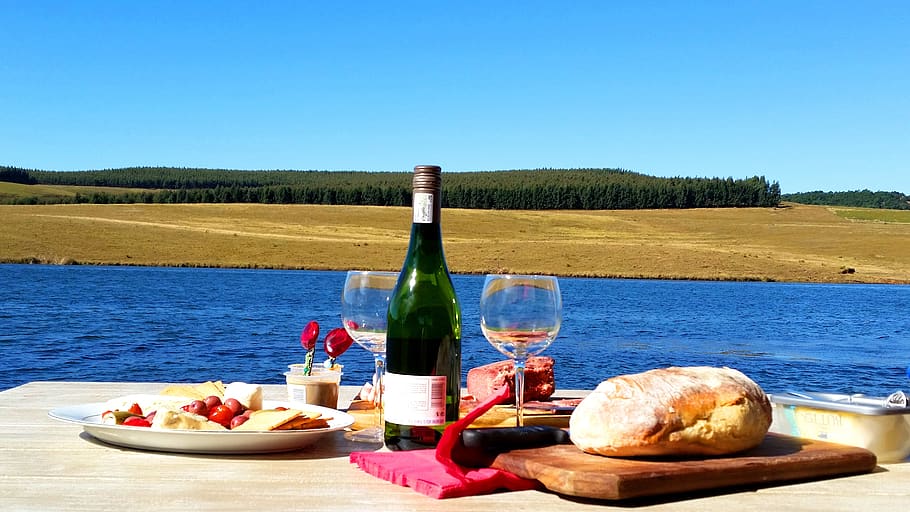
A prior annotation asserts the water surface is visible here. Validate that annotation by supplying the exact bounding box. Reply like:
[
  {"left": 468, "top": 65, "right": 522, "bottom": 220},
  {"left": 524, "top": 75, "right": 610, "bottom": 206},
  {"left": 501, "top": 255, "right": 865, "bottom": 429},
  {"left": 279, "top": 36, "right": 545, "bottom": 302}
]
[{"left": 2, "top": 265, "right": 908, "bottom": 396}]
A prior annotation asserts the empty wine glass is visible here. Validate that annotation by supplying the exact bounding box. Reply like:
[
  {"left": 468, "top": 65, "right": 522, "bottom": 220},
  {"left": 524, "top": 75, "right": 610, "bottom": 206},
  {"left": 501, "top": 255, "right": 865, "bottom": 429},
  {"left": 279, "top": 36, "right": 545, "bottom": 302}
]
[
  {"left": 341, "top": 270, "right": 398, "bottom": 443},
  {"left": 480, "top": 274, "right": 562, "bottom": 427}
]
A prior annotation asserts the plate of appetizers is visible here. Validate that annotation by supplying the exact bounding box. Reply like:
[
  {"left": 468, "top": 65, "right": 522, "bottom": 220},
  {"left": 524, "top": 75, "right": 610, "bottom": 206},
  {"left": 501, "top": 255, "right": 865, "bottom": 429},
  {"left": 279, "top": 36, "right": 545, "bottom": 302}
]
[{"left": 49, "top": 399, "right": 355, "bottom": 454}]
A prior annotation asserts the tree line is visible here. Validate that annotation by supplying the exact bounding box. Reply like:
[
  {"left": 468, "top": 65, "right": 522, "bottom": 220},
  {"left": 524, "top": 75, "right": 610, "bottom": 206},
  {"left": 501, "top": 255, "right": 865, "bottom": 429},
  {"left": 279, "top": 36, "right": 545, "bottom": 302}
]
[
  {"left": 1, "top": 165, "right": 782, "bottom": 209},
  {"left": 781, "top": 190, "right": 910, "bottom": 210}
]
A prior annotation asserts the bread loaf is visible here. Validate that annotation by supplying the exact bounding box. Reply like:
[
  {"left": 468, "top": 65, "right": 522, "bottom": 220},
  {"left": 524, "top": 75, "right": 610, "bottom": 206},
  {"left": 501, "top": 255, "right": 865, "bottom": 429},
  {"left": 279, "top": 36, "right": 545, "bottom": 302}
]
[{"left": 569, "top": 366, "right": 771, "bottom": 457}]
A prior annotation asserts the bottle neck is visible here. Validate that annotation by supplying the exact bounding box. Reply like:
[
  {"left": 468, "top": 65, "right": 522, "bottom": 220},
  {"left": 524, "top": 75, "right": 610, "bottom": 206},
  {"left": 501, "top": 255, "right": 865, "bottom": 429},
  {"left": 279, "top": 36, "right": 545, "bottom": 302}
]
[
  {"left": 411, "top": 188, "right": 441, "bottom": 226},
  {"left": 407, "top": 191, "right": 446, "bottom": 269},
  {"left": 407, "top": 164, "right": 446, "bottom": 269}
]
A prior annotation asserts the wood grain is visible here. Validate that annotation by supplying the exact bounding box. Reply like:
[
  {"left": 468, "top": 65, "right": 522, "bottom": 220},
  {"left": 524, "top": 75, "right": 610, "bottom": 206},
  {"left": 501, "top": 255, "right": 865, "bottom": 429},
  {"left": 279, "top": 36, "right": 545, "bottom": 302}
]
[{"left": 492, "top": 433, "right": 877, "bottom": 500}]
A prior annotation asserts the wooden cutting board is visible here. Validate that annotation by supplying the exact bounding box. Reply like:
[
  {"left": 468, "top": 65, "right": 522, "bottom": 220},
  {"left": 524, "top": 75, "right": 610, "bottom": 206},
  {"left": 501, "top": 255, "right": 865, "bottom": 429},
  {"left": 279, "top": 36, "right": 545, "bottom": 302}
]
[{"left": 491, "top": 433, "right": 877, "bottom": 501}]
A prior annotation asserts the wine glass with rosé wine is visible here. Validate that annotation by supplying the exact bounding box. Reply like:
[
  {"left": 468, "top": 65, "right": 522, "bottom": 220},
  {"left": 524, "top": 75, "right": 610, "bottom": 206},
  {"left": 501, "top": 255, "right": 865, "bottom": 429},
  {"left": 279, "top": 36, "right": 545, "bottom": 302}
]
[
  {"left": 480, "top": 274, "right": 562, "bottom": 427},
  {"left": 341, "top": 270, "right": 398, "bottom": 443}
]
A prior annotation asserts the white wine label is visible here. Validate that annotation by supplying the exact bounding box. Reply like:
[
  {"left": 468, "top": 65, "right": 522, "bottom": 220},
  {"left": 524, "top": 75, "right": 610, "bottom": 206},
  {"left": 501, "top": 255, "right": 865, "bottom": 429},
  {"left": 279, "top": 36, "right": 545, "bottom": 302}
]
[
  {"left": 383, "top": 372, "right": 446, "bottom": 425},
  {"left": 412, "top": 192, "right": 434, "bottom": 223}
]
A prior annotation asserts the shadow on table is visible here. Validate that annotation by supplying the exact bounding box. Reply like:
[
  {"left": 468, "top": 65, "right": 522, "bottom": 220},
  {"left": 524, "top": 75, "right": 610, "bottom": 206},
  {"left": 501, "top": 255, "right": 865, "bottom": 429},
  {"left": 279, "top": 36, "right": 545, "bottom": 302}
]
[{"left": 78, "top": 430, "right": 382, "bottom": 460}]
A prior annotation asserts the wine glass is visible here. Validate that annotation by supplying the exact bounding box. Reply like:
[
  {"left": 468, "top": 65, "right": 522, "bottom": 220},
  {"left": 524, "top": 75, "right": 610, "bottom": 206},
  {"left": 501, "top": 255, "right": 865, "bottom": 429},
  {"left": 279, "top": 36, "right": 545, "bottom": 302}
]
[
  {"left": 480, "top": 274, "right": 562, "bottom": 427},
  {"left": 341, "top": 270, "right": 398, "bottom": 442}
]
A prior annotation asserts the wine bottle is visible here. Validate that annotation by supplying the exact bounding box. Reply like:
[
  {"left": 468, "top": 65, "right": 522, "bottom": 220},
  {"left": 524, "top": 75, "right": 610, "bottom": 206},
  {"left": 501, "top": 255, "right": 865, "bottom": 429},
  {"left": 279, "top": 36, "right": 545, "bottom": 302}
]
[{"left": 384, "top": 164, "right": 462, "bottom": 450}]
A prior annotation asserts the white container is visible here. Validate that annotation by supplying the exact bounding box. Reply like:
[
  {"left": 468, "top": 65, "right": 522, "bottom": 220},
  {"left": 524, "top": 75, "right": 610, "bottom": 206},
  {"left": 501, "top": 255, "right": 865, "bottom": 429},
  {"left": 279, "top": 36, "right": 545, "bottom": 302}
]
[
  {"left": 769, "top": 391, "right": 910, "bottom": 462},
  {"left": 285, "top": 366, "right": 343, "bottom": 410}
]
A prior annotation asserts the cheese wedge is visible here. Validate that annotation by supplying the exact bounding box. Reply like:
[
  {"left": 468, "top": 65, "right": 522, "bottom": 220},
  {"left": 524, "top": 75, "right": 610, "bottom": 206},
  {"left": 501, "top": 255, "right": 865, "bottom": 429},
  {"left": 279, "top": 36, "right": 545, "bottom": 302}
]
[
  {"left": 151, "top": 408, "right": 227, "bottom": 431},
  {"left": 232, "top": 409, "right": 302, "bottom": 431}
]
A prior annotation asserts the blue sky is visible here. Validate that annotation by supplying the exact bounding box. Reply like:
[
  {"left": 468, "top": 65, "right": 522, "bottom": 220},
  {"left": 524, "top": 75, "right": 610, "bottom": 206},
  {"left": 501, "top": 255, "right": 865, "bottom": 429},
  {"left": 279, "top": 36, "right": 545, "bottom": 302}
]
[{"left": 2, "top": 1, "right": 907, "bottom": 193}]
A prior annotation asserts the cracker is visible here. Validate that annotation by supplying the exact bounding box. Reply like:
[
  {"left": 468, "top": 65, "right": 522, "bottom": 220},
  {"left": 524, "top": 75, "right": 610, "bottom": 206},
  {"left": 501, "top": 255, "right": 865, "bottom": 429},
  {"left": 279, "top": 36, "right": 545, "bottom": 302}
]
[
  {"left": 160, "top": 384, "right": 207, "bottom": 400},
  {"left": 232, "top": 408, "right": 302, "bottom": 431},
  {"left": 273, "top": 414, "right": 331, "bottom": 431},
  {"left": 196, "top": 380, "right": 225, "bottom": 398}
]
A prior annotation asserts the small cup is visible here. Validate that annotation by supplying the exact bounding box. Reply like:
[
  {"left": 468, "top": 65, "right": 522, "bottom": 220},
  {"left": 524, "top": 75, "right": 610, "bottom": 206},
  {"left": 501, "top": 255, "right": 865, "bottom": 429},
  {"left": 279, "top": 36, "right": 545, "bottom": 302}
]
[{"left": 285, "top": 366, "right": 342, "bottom": 409}]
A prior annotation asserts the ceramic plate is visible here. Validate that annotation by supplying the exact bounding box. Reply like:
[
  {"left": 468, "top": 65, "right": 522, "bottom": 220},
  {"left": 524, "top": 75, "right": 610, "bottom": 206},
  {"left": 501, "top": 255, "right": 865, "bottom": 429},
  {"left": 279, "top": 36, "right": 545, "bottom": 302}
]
[{"left": 49, "top": 400, "right": 354, "bottom": 454}]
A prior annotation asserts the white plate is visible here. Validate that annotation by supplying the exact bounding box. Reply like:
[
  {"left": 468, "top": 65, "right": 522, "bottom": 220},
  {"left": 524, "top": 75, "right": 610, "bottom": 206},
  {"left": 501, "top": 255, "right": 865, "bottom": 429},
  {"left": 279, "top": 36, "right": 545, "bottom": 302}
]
[{"left": 48, "top": 400, "right": 354, "bottom": 454}]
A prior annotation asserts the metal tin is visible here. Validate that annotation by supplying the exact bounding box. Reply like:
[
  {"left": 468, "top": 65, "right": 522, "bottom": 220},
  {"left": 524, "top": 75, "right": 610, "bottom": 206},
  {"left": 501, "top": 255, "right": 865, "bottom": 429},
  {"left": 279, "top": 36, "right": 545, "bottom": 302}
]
[
  {"left": 770, "top": 391, "right": 910, "bottom": 414},
  {"left": 769, "top": 391, "right": 910, "bottom": 462}
]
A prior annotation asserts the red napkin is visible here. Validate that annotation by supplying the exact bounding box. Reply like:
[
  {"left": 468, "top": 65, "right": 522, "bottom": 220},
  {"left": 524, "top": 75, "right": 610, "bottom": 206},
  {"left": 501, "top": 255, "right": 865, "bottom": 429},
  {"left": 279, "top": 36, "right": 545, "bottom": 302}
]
[{"left": 349, "top": 386, "right": 541, "bottom": 499}]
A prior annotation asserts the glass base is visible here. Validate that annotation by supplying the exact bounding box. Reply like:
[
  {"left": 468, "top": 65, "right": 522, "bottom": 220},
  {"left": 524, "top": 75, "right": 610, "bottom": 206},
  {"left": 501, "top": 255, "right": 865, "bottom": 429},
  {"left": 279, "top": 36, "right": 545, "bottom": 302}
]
[{"left": 344, "top": 426, "right": 384, "bottom": 444}]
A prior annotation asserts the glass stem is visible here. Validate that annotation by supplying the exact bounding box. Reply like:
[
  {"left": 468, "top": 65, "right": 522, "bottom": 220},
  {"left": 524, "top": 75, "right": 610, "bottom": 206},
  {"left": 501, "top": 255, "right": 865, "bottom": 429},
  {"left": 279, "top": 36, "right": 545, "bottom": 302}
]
[
  {"left": 374, "top": 353, "right": 385, "bottom": 428},
  {"left": 514, "top": 357, "right": 526, "bottom": 427}
]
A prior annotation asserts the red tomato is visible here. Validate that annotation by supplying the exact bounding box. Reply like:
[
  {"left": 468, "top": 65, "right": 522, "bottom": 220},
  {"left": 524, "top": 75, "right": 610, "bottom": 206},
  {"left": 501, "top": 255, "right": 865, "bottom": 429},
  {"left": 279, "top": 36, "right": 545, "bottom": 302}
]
[
  {"left": 122, "top": 416, "right": 151, "bottom": 428},
  {"left": 223, "top": 398, "right": 244, "bottom": 415},
  {"left": 324, "top": 327, "right": 355, "bottom": 358},
  {"left": 300, "top": 320, "right": 319, "bottom": 351},
  {"left": 208, "top": 404, "right": 235, "bottom": 428},
  {"left": 128, "top": 403, "right": 143, "bottom": 416}
]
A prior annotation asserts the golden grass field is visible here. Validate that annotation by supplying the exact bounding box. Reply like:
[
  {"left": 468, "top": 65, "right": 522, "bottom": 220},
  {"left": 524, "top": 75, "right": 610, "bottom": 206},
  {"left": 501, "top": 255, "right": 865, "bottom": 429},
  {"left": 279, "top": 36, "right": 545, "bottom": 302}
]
[{"left": 1, "top": 202, "right": 909, "bottom": 284}]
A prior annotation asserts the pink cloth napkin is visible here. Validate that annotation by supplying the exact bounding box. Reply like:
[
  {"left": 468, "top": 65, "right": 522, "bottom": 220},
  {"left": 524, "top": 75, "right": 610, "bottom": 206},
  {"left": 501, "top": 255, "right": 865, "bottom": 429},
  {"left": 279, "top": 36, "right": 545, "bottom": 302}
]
[{"left": 349, "top": 386, "right": 541, "bottom": 499}]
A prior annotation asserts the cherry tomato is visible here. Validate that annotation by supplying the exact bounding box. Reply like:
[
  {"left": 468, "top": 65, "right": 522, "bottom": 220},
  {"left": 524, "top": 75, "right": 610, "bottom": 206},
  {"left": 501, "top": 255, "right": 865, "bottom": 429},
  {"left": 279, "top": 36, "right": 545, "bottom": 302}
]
[
  {"left": 223, "top": 398, "right": 244, "bottom": 415},
  {"left": 229, "top": 415, "right": 249, "bottom": 429},
  {"left": 324, "top": 327, "right": 355, "bottom": 358},
  {"left": 122, "top": 416, "right": 151, "bottom": 428},
  {"left": 300, "top": 320, "right": 319, "bottom": 351},
  {"left": 208, "top": 404, "right": 235, "bottom": 428},
  {"left": 128, "top": 403, "right": 143, "bottom": 416},
  {"left": 145, "top": 411, "right": 157, "bottom": 423}
]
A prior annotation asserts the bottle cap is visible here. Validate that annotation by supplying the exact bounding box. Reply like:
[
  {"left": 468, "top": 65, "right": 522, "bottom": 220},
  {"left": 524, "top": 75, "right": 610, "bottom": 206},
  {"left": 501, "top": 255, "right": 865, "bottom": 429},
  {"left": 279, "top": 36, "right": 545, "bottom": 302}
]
[{"left": 413, "top": 165, "right": 442, "bottom": 193}]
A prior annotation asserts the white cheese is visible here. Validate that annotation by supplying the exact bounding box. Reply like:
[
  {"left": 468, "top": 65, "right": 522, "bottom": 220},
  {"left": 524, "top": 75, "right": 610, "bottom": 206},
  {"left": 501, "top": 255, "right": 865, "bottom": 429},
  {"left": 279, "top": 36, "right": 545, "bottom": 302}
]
[{"left": 223, "top": 382, "right": 263, "bottom": 411}]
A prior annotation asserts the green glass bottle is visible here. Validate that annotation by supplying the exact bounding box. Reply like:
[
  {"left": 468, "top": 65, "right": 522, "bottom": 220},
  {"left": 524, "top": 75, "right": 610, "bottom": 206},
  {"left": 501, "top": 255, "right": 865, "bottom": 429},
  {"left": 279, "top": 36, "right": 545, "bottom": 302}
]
[{"left": 383, "top": 165, "right": 462, "bottom": 450}]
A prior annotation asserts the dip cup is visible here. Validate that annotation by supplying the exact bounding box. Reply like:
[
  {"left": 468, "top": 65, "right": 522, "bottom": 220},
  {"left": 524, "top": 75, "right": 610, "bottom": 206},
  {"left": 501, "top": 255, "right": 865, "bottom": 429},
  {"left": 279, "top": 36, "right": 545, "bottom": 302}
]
[{"left": 285, "top": 366, "right": 342, "bottom": 409}]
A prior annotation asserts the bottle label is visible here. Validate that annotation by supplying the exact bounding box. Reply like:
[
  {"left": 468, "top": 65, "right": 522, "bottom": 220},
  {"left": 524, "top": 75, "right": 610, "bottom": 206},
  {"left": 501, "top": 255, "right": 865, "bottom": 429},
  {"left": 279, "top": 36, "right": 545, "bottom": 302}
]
[
  {"left": 412, "top": 192, "right": 434, "bottom": 224},
  {"left": 383, "top": 372, "right": 447, "bottom": 425}
]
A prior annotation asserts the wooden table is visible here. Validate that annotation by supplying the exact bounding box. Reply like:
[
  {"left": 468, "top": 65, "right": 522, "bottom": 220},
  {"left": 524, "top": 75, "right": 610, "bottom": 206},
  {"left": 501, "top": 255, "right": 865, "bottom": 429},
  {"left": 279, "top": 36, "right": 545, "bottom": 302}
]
[{"left": 2, "top": 381, "right": 908, "bottom": 511}]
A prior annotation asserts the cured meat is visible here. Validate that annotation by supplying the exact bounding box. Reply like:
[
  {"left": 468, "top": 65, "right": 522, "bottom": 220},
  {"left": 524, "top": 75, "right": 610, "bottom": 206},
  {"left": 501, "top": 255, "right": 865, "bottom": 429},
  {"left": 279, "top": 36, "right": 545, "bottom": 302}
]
[{"left": 467, "top": 357, "right": 555, "bottom": 403}]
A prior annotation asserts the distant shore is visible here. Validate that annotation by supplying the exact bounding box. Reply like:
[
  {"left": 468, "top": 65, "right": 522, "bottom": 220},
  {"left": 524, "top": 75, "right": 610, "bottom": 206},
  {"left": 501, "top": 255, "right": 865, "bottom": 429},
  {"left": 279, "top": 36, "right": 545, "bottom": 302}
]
[{"left": 2, "top": 202, "right": 909, "bottom": 284}]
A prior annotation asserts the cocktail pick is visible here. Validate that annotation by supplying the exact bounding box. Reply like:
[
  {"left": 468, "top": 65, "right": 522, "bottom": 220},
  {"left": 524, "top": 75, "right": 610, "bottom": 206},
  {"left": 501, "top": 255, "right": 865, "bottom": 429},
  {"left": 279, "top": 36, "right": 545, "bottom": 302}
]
[
  {"left": 300, "top": 320, "right": 320, "bottom": 376},
  {"left": 324, "top": 327, "right": 355, "bottom": 367}
]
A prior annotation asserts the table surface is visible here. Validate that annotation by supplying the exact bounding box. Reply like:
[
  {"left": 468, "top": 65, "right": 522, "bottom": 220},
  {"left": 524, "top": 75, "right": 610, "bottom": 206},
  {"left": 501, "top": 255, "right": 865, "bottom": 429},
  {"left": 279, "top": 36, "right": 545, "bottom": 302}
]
[{"left": 3, "top": 381, "right": 909, "bottom": 511}]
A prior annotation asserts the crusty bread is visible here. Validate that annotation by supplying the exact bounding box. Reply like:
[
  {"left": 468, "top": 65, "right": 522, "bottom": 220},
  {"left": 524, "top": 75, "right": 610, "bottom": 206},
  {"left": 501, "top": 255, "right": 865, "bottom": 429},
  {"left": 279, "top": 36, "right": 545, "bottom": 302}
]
[{"left": 569, "top": 366, "right": 771, "bottom": 457}]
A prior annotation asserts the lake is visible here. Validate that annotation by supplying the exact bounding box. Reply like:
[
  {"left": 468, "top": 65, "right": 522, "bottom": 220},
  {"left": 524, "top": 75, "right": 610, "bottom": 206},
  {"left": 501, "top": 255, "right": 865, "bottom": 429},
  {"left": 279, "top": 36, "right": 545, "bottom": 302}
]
[{"left": 2, "top": 264, "right": 908, "bottom": 397}]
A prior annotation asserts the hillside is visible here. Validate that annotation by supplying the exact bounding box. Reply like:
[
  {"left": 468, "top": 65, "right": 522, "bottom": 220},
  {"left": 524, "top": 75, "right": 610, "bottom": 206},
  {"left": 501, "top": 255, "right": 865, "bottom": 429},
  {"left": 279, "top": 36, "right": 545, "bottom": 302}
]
[{"left": 1, "top": 202, "right": 908, "bottom": 284}]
